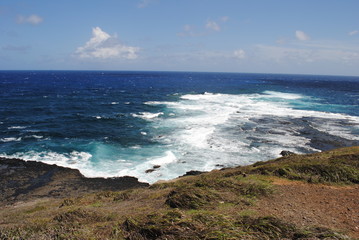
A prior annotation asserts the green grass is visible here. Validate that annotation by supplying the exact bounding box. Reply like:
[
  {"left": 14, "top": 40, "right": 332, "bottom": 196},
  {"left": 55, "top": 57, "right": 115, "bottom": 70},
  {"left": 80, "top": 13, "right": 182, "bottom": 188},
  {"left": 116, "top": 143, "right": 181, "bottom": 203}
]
[{"left": 240, "top": 146, "right": 359, "bottom": 184}]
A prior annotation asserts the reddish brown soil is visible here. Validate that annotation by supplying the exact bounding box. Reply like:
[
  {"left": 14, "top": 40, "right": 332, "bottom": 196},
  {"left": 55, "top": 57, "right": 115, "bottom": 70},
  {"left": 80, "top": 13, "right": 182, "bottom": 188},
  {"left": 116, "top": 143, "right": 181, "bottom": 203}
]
[{"left": 252, "top": 178, "right": 359, "bottom": 238}]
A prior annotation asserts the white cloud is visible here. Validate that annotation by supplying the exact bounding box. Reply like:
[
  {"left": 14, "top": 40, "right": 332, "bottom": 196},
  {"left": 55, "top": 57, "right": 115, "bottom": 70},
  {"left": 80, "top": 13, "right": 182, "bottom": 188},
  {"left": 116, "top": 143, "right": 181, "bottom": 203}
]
[
  {"left": 17, "top": 14, "right": 43, "bottom": 25},
  {"left": 295, "top": 30, "right": 310, "bottom": 41},
  {"left": 75, "top": 27, "right": 139, "bottom": 60},
  {"left": 206, "top": 20, "right": 221, "bottom": 31},
  {"left": 233, "top": 49, "right": 246, "bottom": 59},
  {"left": 349, "top": 30, "right": 359, "bottom": 36}
]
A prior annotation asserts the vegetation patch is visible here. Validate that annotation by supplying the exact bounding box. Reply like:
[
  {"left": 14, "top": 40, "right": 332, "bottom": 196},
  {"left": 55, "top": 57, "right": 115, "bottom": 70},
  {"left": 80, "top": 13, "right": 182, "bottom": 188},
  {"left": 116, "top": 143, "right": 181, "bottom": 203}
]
[
  {"left": 238, "top": 215, "right": 296, "bottom": 239},
  {"left": 165, "top": 186, "right": 218, "bottom": 209},
  {"left": 119, "top": 212, "right": 351, "bottom": 240},
  {"left": 244, "top": 147, "right": 359, "bottom": 184},
  {"left": 53, "top": 208, "right": 108, "bottom": 224}
]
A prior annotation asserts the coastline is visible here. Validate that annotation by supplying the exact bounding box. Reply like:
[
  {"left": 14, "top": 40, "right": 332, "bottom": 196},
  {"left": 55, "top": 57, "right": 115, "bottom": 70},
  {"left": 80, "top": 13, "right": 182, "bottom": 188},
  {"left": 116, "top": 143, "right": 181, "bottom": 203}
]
[
  {"left": 1, "top": 146, "right": 358, "bottom": 239},
  {"left": 0, "top": 157, "right": 149, "bottom": 206}
]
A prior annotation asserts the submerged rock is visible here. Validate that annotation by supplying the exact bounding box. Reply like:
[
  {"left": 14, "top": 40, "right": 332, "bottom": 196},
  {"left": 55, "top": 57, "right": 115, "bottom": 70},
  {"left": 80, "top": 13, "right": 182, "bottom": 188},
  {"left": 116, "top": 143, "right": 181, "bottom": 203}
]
[{"left": 145, "top": 169, "right": 155, "bottom": 173}]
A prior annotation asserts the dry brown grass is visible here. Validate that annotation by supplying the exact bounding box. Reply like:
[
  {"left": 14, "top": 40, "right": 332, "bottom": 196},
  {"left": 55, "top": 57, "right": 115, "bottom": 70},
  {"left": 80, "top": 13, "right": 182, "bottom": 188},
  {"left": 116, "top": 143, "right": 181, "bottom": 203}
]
[{"left": 1, "top": 146, "right": 358, "bottom": 239}]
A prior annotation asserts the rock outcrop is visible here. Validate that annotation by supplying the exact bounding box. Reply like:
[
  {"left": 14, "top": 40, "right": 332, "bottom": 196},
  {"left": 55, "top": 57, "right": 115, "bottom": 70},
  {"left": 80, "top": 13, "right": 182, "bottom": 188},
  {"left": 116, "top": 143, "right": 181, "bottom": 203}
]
[{"left": 0, "top": 157, "right": 149, "bottom": 205}]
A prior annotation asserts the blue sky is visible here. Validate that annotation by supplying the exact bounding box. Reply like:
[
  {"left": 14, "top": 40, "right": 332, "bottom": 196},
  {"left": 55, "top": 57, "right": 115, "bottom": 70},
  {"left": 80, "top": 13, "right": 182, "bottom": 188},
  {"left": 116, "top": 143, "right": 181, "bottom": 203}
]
[{"left": 1, "top": 0, "right": 359, "bottom": 75}]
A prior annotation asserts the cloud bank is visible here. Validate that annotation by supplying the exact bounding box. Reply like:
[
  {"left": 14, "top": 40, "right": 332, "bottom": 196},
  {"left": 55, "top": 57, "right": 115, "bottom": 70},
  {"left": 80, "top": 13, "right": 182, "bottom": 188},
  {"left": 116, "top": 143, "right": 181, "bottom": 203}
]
[{"left": 75, "top": 27, "right": 139, "bottom": 60}]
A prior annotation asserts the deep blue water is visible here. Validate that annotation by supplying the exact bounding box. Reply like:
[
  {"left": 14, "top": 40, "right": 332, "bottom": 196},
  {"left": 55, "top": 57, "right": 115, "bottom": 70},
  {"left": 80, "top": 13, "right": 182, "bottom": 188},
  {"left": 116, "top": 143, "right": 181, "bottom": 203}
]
[{"left": 1, "top": 71, "right": 358, "bottom": 182}]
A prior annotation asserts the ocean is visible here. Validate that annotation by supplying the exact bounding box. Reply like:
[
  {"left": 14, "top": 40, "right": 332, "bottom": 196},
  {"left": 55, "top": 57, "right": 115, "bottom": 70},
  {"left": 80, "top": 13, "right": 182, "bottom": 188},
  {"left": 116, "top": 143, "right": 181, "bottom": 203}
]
[{"left": 1, "top": 71, "right": 358, "bottom": 183}]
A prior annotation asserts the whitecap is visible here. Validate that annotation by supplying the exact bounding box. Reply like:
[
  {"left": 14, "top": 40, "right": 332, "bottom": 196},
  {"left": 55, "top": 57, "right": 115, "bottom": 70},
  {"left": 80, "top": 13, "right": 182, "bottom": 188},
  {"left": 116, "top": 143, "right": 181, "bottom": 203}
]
[
  {"left": 132, "top": 112, "right": 164, "bottom": 120},
  {"left": 149, "top": 151, "right": 177, "bottom": 166},
  {"left": 130, "top": 145, "right": 141, "bottom": 149},
  {"left": 8, "top": 126, "right": 27, "bottom": 130},
  {"left": 0, "top": 137, "right": 22, "bottom": 142},
  {"left": 180, "top": 92, "right": 221, "bottom": 101},
  {"left": 144, "top": 101, "right": 178, "bottom": 106},
  {"left": 23, "top": 135, "right": 44, "bottom": 140},
  {"left": 263, "top": 91, "right": 304, "bottom": 100}
]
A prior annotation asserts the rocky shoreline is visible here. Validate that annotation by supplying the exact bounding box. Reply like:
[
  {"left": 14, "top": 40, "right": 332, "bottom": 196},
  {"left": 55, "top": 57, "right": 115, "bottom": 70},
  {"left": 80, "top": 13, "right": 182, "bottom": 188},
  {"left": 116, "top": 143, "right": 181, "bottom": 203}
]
[
  {"left": 0, "top": 157, "right": 149, "bottom": 205},
  {"left": 0, "top": 147, "right": 358, "bottom": 239}
]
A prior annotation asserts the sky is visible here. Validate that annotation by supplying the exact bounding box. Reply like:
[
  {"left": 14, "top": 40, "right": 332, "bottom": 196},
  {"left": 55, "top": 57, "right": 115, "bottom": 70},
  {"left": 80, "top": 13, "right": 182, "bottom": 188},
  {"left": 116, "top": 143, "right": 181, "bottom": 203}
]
[{"left": 1, "top": 0, "right": 359, "bottom": 76}]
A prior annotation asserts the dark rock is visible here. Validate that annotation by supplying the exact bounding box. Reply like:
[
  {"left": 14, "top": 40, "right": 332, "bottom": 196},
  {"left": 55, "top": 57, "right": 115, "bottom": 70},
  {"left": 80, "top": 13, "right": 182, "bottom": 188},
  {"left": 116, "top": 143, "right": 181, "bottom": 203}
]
[
  {"left": 0, "top": 157, "right": 149, "bottom": 205},
  {"left": 280, "top": 151, "right": 296, "bottom": 157},
  {"left": 145, "top": 165, "right": 161, "bottom": 173},
  {"left": 181, "top": 170, "right": 207, "bottom": 177}
]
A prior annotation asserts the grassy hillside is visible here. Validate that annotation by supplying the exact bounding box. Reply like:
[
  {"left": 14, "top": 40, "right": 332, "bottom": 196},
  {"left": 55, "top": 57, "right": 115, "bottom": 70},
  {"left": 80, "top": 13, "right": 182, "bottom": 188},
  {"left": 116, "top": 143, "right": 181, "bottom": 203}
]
[{"left": 0, "top": 146, "right": 358, "bottom": 239}]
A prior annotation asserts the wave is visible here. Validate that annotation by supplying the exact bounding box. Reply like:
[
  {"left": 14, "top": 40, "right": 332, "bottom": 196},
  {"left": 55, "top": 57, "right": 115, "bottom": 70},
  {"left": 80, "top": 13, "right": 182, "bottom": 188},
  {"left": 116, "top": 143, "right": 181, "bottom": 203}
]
[
  {"left": 0, "top": 151, "right": 93, "bottom": 170},
  {"left": 144, "top": 101, "right": 178, "bottom": 106},
  {"left": 263, "top": 91, "right": 304, "bottom": 100},
  {"left": 132, "top": 112, "right": 164, "bottom": 120},
  {"left": 7, "top": 126, "right": 27, "bottom": 130},
  {"left": 0, "top": 137, "right": 22, "bottom": 142}
]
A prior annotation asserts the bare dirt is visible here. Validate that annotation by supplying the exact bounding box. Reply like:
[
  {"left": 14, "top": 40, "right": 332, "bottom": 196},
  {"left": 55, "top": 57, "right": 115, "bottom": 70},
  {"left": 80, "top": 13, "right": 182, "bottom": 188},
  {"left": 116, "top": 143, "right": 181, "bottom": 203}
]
[{"left": 251, "top": 177, "right": 359, "bottom": 238}]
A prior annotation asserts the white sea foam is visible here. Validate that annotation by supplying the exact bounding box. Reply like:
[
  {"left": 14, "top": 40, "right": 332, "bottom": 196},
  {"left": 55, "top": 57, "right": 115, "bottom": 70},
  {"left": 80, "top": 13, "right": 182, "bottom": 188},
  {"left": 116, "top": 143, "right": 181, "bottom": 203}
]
[
  {"left": 132, "top": 112, "right": 164, "bottom": 120},
  {"left": 149, "top": 151, "right": 177, "bottom": 165},
  {"left": 263, "top": 91, "right": 304, "bottom": 100},
  {"left": 8, "top": 126, "right": 27, "bottom": 130},
  {"left": 2, "top": 90, "right": 358, "bottom": 184},
  {"left": 0, "top": 137, "right": 22, "bottom": 142},
  {"left": 144, "top": 101, "right": 178, "bottom": 106},
  {"left": 146, "top": 91, "right": 359, "bottom": 175},
  {"left": 311, "top": 120, "right": 359, "bottom": 141},
  {"left": 23, "top": 135, "right": 44, "bottom": 139},
  {"left": 113, "top": 150, "right": 181, "bottom": 183},
  {"left": 0, "top": 151, "right": 93, "bottom": 170}
]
